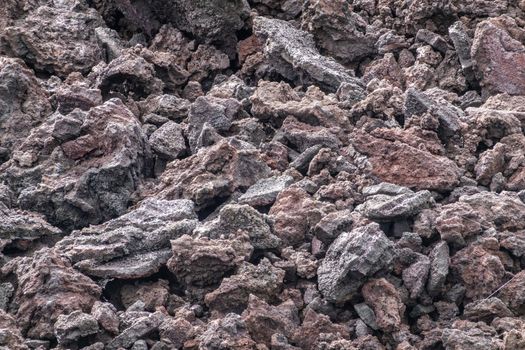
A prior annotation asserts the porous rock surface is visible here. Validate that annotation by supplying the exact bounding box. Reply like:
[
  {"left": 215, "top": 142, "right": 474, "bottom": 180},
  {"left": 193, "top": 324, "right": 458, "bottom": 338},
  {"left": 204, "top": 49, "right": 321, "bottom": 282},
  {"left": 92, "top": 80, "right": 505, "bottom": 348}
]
[{"left": 1, "top": 0, "right": 525, "bottom": 349}]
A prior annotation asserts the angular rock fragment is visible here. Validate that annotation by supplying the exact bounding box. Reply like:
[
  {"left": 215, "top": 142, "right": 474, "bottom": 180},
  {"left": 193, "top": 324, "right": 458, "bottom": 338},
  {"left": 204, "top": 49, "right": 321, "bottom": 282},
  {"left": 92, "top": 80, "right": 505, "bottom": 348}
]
[
  {"left": 362, "top": 278, "right": 405, "bottom": 332},
  {"left": 54, "top": 311, "right": 99, "bottom": 344},
  {"left": 198, "top": 313, "right": 257, "bottom": 350},
  {"left": 318, "top": 223, "right": 394, "bottom": 303},
  {"left": 167, "top": 234, "right": 253, "bottom": 292},
  {"left": 55, "top": 199, "right": 197, "bottom": 279},
  {"left": 2, "top": 6, "right": 104, "bottom": 77},
  {"left": 154, "top": 138, "right": 272, "bottom": 208},
  {"left": 239, "top": 175, "right": 294, "bottom": 207},
  {"left": 106, "top": 312, "right": 165, "bottom": 350},
  {"left": 91, "top": 301, "right": 119, "bottom": 335},
  {"left": 0, "top": 310, "right": 28, "bottom": 350},
  {"left": 357, "top": 189, "right": 433, "bottom": 221},
  {"left": 204, "top": 259, "right": 285, "bottom": 315},
  {"left": 253, "top": 16, "right": 365, "bottom": 92},
  {"left": 427, "top": 241, "right": 450, "bottom": 297},
  {"left": 1, "top": 98, "right": 151, "bottom": 230},
  {"left": 149, "top": 121, "right": 186, "bottom": 160}
]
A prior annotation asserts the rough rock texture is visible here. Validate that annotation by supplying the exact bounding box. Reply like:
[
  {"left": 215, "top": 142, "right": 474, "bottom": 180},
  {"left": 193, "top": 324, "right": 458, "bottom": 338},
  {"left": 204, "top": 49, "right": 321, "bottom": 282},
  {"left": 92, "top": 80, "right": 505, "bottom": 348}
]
[
  {"left": 318, "top": 223, "right": 394, "bottom": 303},
  {"left": 2, "top": 0, "right": 525, "bottom": 348}
]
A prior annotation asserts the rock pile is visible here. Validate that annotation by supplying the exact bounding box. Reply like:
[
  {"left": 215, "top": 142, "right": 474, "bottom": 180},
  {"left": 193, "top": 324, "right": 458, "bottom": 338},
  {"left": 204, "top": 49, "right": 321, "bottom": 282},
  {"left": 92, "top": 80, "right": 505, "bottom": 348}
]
[{"left": 1, "top": 0, "right": 525, "bottom": 349}]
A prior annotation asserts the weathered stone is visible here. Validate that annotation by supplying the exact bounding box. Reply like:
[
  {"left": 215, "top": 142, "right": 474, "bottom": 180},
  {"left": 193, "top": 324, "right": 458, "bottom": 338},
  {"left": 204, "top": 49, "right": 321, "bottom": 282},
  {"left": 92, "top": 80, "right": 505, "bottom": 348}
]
[
  {"left": 1, "top": 249, "right": 101, "bottom": 339},
  {"left": 154, "top": 138, "right": 272, "bottom": 209},
  {"left": 1, "top": 98, "right": 151, "bottom": 230},
  {"left": 55, "top": 199, "right": 197, "bottom": 279},
  {"left": 106, "top": 312, "right": 165, "bottom": 350},
  {"left": 357, "top": 189, "right": 433, "bottom": 221},
  {"left": 149, "top": 121, "right": 186, "bottom": 160},
  {"left": 318, "top": 223, "right": 394, "bottom": 303},
  {"left": 291, "top": 309, "right": 350, "bottom": 350},
  {"left": 402, "top": 254, "right": 430, "bottom": 299},
  {"left": 2, "top": 6, "right": 104, "bottom": 77},
  {"left": 197, "top": 313, "right": 257, "bottom": 350},
  {"left": 442, "top": 320, "right": 502, "bottom": 350},
  {"left": 195, "top": 204, "right": 281, "bottom": 249},
  {"left": 464, "top": 298, "right": 514, "bottom": 322},
  {"left": 120, "top": 280, "right": 170, "bottom": 312},
  {"left": 239, "top": 175, "right": 294, "bottom": 207},
  {"left": 204, "top": 259, "right": 285, "bottom": 315},
  {"left": 167, "top": 234, "right": 253, "bottom": 292},
  {"left": 499, "top": 271, "right": 525, "bottom": 315},
  {"left": 427, "top": 241, "right": 450, "bottom": 297},
  {"left": 0, "top": 310, "right": 28, "bottom": 350},
  {"left": 362, "top": 278, "right": 405, "bottom": 332},
  {"left": 472, "top": 16, "right": 525, "bottom": 96},
  {"left": 354, "top": 303, "right": 379, "bottom": 330},
  {"left": 253, "top": 16, "right": 364, "bottom": 93},
  {"left": 91, "top": 301, "right": 119, "bottom": 335},
  {"left": 54, "top": 311, "right": 99, "bottom": 344}
]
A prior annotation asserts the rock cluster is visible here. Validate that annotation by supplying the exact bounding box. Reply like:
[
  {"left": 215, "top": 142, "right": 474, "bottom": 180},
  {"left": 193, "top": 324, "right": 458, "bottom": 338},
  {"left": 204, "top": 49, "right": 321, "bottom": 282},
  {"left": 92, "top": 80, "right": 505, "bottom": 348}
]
[{"left": 1, "top": 0, "right": 525, "bottom": 349}]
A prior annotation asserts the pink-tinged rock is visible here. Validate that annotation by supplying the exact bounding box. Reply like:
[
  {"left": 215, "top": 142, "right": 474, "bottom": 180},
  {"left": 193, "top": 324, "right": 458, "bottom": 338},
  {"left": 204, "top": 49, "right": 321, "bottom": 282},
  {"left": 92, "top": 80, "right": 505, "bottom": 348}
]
[
  {"left": 362, "top": 278, "right": 406, "bottom": 332},
  {"left": 471, "top": 16, "right": 525, "bottom": 96}
]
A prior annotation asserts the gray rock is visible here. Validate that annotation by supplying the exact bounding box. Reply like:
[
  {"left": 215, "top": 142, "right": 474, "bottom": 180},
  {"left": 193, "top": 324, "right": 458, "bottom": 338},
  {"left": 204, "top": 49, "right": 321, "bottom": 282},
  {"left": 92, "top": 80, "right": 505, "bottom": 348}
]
[
  {"left": 0, "top": 283, "right": 13, "bottom": 311},
  {"left": 149, "top": 121, "right": 186, "bottom": 160},
  {"left": 313, "top": 209, "right": 353, "bottom": 245},
  {"left": 449, "top": 21, "right": 478, "bottom": 88},
  {"left": 54, "top": 311, "right": 99, "bottom": 344},
  {"left": 362, "top": 183, "right": 414, "bottom": 197},
  {"left": 402, "top": 254, "right": 431, "bottom": 299},
  {"left": 354, "top": 303, "right": 378, "bottom": 330},
  {"left": 464, "top": 298, "right": 514, "bottom": 322},
  {"left": 239, "top": 175, "right": 294, "bottom": 207},
  {"left": 416, "top": 29, "right": 449, "bottom": 54},
  {"left": 253, "top": 16, "right": 364, "bottom": 93},
  {"left": 290, "top": 145, "right": 323, "bottom": 173},
  {"left": 91, "top": 301, "right": 119, "bottom": 335},
  {"left": 55, "top": 199, "right": 197, "bottom": 279},
  {"left": 106, "top": 312, "right": 165, "bottom": 350},
  {"left": 318, "top": 223, "right": 394, "bottom": 303},
  {"left": 131, "top": 340, "right": 148, "bottom": 350},
  {"left": 2, "top": 6, "right": 104, "bottom": 77},
  {"left": 357, "top": 190, "right": 434, "bottom": 221},
  {"left": 195, "top": 204, "right": 281, "bottom": 250},
  {"left": 427, "top": 241, "right": 450, "bottom": 297}
]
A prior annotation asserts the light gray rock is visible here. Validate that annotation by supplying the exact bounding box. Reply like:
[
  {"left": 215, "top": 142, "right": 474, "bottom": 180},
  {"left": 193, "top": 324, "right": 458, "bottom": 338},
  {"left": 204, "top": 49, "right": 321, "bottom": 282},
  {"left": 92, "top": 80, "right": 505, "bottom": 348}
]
[
  {"left": 0, "top": 282, "right": 13, "bottom": 311},
  {"left": 318, "top": 223, "right": 394, "bottom": 303},
  {"left": 106, "top": 312, "right": 165, "bottom": 350},
  {"left": 149, "top": 121, "right": 186, "bottom": 160},
  {"left": 54, "top": 311, "right": 99, "bottom": 344},
  {"left": 55, "top": 199, "right": 197, "bottom": 279},
  {"left": 427, "top": 241, "right": 450, "bottom": 297},
  {"left": 354, "top": 303, "right": 378, "bottom": 330},
  {"left": 253, "top": 16, "right": 364, "bottom": 93},
  {"left": 239, "top": 175, "right": 294, "bottom": 207},
  {"left": 357, "top": 190, "right": 434, "bottom": 221}
]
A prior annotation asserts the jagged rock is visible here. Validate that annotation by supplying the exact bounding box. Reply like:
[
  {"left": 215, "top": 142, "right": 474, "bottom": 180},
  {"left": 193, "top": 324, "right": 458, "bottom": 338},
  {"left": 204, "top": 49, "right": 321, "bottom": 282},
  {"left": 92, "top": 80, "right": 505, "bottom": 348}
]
[
  {"left": 442, "top": 320, "right": 503, "bottom": 350},
  {"left": 139, "top": 94, "right": 191, "bottom": 122},
  {"left": 106, "top": 312, "right": 165, "bottom": 350},
  {"left": 55, "top": 198, "right": 197, "bottom": 279},
  {"left": 0, "top": 57, "right": 51, "bottom": 163},
  {"left": 154, "top": 138, "right": 272, "bottom": 209},
  {"left": 204, "top": 258, "right": 285, "bottom": 315},
  {"left": 301, "top": 0, "right": 377, "bottom": 63},
  {"left": 91, "top": 302, "right": 119, "bottom": 335},
  {"left": 290, "top": 309, "right": 350, "bottom": 350},
  {"left": 239, "top": 175, "right": 294, "bottom": 207},
  {"left": 252, "top": 16, "right": 365, "bottom": 93},
  {"left": 499, "top": 271, "right": 525, "bottom": 315},
  {"left": 472, "top": 16, "right": 525, "bottom": 96},
  {"left": 187, "top": 96, "right": 240, "bottom": 153},
  {"left": 354, "top": 303, "right": 379, "bottom": 330},
  {"left": 352, "top": 130, "right": 462, "bottom": 191},
  {"left": 357, "top": 189, "right": 433, "bottom": 221},
  {"left": 449, "top": 21, "right": 477, "bottom": 88},
  {"left": 0, "top": 310, "right": 28, "bottom": 350},
  {"left": 0, "top": 207, "right": 61, "bottom": 253},
  {"left": 313, "top": 209, "right": 354, "bottom": 245},
  {"left": 276, "top": 116, "right": 343, "bottom": 153},
  {"left": 1, "top": 6, "right": 104, "bottom": 77},
  {"left": 427, "top": 241, "right": 450, "bottom": 297},
  {"left": 1, "top": 249, "right": 101, "bottom": 339},
  {"left": 195, "top": 204, "right": 281, "bottom": 249},
  {"left": 120, "top": 280, "right": 170, "bottom": 312},
  {"left": 149, "top": 121, "right": 186, "bottom": 160},
  {"left": 0, "top": 98, "right": 151, "bottom": 230},
  {"left": 197, "top": 313, "right": 257, "bottom": 350},
  {"left": 451, "top": 244, "right": 505, "bottom": 301},
  {"left": 242, "top": 295, "right": 299, "bottom": 346},
  {"left": 158, "top": 318, "right": 194, "bottom": 349},
  {"left": 54, "top": 311, "right": 99, "bottom": 344},
  {"left": 464, "top": 298, "right": 514, "bottom": 322},
  {"left": 281, "top": 248, "right": 318, "bottom": 279},
  {"left": 318, "top": 223, "right": 394, "bottom": 303},
  {"left": 362, "top": 278, "right": 405, "bottom": 332},
  {"left": 167, "top": 234, "right": 253, "bottom": 292},
  {"left": 402, "top": 254, "right": 430, "bottom": 299},
  {"left": 269, "top": 187, "right": 335, "bottom": 247},
  {"left": 0, "top": 283, "right": 13, "bottom": 311}
]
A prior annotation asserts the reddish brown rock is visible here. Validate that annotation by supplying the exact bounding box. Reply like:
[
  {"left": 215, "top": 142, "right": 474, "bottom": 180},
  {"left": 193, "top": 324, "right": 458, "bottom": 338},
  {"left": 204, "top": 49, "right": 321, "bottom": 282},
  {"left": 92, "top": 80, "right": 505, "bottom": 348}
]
[
  {"left": 120, "top": 280, "right": 170, "bottom": 312},
  {"left": 499, "top": 271, "right": 525, "bottom": 315},
  {"left": 362, "top": 278, "right": 406, "bottom": 332},
  {"left": 352, "top": 130, "right": 462, "bottom": 191},
  {"left": 291, "top": 309, "right": 350, "bottom": 350},
  {"left": 1, "top": 249, "right": 101, "bottom": 339},
  {"left": 0, "top": 309, "right": 29, "bottom": 350},
  {"left": 269, "top": 187, "right": 335, "bottom": 247},
  {"left": 472, "top": 16, "right": 525, "bottom": 96}
]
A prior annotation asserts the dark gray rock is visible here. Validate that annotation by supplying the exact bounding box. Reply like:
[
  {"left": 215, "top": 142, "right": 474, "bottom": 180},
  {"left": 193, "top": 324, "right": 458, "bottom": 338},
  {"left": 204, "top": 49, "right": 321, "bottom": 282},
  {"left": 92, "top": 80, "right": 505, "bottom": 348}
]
[
  {"left": 149, "top": 121, "right": 186, "bottom": 160},
  {"left": 106, "top": 312, "right": 165, "bottom": 350},
  {"left": 318, "top": 223, "right": 395, "bottom": 303},
  {"left": 354, "top": 303, "right": 379, "bottom": 330},
  {"left": 427, "top": 241, "right": 450, "bottom": 297},
  {"left": 357, "top": 190, "right": 434, "bottom": 221}
]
